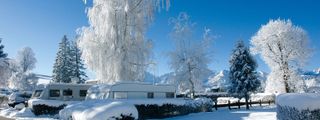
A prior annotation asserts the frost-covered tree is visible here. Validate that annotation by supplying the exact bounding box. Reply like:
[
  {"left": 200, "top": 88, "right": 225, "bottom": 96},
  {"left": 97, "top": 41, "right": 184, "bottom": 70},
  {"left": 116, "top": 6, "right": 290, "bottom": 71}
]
[
  {"left": 53, "top": 35, "right": 73, "bottom": 83},
  {"left": 16, "top": 47, "right": 37, "bottom": 72},
  {"left": 228, "top": 40, "right": 260, "bottom": 110},
  {"left": 70, "top": 40, "right": 87, "bottom": 83},
  {"left": 9, "top": 47, "right": 38, "bottom": 91},
  {"left": 251, "top": 19, "right": 311, "bottom": 93},
  {"left": 169, "top": 12, "right": 214, "bottom": 98},
  {"left": 0, "top": 38, "right": 10, "bottom": 88},
  {"left": 78, "top": 0, "right": 169, "bottom": 83}
]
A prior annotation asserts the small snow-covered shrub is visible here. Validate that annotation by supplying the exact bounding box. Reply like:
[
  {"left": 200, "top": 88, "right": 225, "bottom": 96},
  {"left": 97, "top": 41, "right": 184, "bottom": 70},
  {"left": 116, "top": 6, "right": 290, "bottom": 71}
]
[
  {"left": 217, "top": 97, "right": 239, "bottom": 104},
  {"left": 250, "top": 93, "right": 275, "bottom": 102},
  {"left": 277, "top": 93, "right": 320, "bottom": 120}
]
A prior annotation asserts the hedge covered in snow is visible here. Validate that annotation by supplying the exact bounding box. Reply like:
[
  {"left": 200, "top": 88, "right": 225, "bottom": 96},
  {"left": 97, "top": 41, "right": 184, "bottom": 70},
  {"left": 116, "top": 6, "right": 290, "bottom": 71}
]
[
  {"left": 276, "top": 93, "right": 320, "bottom": 120},
  {"left": 135, "top": 97, "right": 212, "bottom": 119},
  {"left": 59, "top": 98, "right": 212, "bottom": 120}
]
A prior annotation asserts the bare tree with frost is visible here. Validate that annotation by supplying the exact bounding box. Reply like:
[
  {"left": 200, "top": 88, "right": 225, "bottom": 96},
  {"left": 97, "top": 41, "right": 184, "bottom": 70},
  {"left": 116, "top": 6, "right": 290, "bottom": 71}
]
[
  {"left": 168, "top": 12, "right": 214, "bottom": 98},
  {"left": 251, "top": 19, "right": 311, "bottom": 93},
  {"left": 9, "top": 47, "right": 38, "bottom": 91},
  {"left": 78, "top": 0, "right": 170, "bottom": 83}
]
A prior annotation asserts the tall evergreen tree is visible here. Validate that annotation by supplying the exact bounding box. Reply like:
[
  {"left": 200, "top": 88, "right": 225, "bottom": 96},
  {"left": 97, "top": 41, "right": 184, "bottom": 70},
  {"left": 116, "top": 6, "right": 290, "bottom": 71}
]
[
  {"left": 0, "top": 38, "right": 8, "bottom": 58},
  {"left": 52, "top": 35, "right": 72, "bottom": 83},
  {"left": 228, "top": 40, "right": 260, "bottom": 110},
  {"left": 70, "top": 40, "right": 87, "bottom": 83}
]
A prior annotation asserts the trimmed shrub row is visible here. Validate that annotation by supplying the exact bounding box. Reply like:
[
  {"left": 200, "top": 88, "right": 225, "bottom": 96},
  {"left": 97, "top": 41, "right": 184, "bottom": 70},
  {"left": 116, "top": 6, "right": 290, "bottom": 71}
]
[
  {"left": 277, "top": 104, "right": 320, "bottom": 120},
  {"left": 32, "top": 104, "right": 66, "bottom": 115},
  {"left": 135, "top": 103, "right": 212, "bottom": 119}
]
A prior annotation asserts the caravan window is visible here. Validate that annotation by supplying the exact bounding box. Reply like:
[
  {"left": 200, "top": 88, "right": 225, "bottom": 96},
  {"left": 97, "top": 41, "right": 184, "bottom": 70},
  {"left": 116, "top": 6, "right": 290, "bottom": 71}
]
[
  {"left": 114, "top": 92, "right": 127, "bottom": 99},
  {"left": 32, "top": 90, "right": 43, "bottom": 98},
  {"left": 49, "top": 90, "right": 60, "bottom": 97},
  {"left": 147, "top": 92, "right": 154, "bottom": 99},
  {"left": 166, "top": 92, "right": 174, "bottom": 98},
  {"left": 63, "top": 89, "right": 73, "bottom": 96},
  {"left": 79, "top": 90, "right": 87, "bottom": 97}
]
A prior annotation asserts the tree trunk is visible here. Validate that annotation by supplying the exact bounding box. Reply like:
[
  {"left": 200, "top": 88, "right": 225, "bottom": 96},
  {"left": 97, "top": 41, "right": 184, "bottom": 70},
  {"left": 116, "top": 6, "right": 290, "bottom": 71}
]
[
  {"left": 283, "top": 61, "right": 290, "bottom": 93},
  {"left": 245, "top": 94, "right": 249, "bottom": 110}
]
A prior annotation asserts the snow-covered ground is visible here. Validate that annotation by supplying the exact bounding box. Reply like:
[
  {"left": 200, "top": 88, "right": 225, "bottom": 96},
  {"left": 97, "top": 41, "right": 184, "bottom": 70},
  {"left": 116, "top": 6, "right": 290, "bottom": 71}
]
[{"left": 165, "top": 105, "right": 276, "bottom": 120}]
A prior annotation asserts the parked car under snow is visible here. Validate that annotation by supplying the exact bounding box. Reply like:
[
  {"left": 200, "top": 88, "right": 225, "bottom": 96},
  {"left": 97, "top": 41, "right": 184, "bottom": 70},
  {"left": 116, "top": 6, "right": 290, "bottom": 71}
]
[{"left": 8, "top": 91, "right": 32, "bottom": 108}]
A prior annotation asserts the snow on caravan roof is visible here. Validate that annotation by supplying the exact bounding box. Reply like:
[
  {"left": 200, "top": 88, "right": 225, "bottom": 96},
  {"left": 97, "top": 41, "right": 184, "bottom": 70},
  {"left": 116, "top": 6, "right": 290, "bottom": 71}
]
[{"left": 88, "top": 81, "right": 176, "bottom": 93}]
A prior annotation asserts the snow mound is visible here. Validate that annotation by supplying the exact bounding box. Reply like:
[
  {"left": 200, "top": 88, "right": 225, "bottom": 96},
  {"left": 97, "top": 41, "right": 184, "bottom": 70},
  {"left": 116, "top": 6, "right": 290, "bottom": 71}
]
[
  {"left": 60, "top": 100, "right": 138, "bottom": 120},
  {"left": 277, "top": 93, "right": 320, "bottom": 111},
  {"left": 11, "top": 108, "right": 35, "bottom": 118}
]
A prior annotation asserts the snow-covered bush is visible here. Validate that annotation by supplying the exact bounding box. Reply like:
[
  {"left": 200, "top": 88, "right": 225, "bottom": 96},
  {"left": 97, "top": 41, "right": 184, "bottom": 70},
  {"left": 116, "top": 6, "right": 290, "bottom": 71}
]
[
  {"left": 135, "top": 98, "right": 212, "bottom": 119},
  {"left": 28, "top": 99, "right": 67, "bottom": 115},
  {"left": 217, "top": 97, "right": 239, "bottom": 104},
  {"left": 276, "top": 93, "right": 320, "bottom": 120}
]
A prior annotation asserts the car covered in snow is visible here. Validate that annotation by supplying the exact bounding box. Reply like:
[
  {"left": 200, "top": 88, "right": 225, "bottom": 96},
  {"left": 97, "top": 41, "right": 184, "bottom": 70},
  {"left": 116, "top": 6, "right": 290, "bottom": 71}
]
[{"left": 8, "top": 91, "right": 32, "bottom": 108}]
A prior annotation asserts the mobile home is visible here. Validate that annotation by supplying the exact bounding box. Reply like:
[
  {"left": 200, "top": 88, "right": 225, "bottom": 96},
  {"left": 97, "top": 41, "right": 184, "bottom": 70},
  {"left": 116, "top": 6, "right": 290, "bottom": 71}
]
[{"left": 86, "top": 82, "right": 176, "bottom": 100}]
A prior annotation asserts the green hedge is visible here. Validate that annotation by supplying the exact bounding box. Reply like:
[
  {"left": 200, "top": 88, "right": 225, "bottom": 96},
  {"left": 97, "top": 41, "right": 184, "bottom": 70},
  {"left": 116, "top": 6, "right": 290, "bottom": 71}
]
[
  {"left": 32, "top": 104, "right": 66, "bottom": 116},
  {"left": 277, "top": 104, "right": 320, "bottom": 120},
  {"left": 135, "top": 103, "right": 212, "bottom": 119}
]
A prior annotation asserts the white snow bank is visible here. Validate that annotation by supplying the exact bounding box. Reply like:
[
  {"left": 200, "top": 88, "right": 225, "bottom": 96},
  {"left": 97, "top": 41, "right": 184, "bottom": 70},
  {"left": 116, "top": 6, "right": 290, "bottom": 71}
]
[
  {"left": 11, "top": 108, "right": 35, "bottom": 118},
  {"left": 0, "top": 107, "right": 17, "bottom": 117},
  {"left": 0, "top": 107, "right": 35, "bottom": 119},
  {"left": 276, "top": 93, "right": 320, "bottom": 111},
  {"left": 250, "top": 93, "right": 275, "bottom": 102},
  {"left": 59, "top": 100, "right": 138, "bottom": 120}
]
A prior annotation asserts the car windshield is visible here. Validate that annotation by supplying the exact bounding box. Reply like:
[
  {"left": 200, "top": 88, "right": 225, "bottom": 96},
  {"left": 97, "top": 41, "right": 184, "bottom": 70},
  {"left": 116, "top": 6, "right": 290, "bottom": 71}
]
[{"left": 32, "top": 90, "right": 43, "bottom": 98}]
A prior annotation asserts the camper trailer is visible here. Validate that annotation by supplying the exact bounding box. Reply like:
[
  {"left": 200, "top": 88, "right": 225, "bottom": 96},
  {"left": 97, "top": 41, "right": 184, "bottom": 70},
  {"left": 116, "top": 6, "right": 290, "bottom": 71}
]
[
  {"left": 30, "top": 83, "right": 92, "bottom": 101},
  {"left": 86, "top": 82, "right": 176, "bottom": 100}
]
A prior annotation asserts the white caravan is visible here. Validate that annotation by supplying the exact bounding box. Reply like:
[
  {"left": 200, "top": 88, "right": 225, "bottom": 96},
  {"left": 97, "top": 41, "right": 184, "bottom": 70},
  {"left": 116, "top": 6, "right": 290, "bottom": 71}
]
[
  {"left": 86, "top": 82, "right": 176, "bottom": 100},
  {"left": 30, "top": 83, "right": 92, "bottom": 101}
]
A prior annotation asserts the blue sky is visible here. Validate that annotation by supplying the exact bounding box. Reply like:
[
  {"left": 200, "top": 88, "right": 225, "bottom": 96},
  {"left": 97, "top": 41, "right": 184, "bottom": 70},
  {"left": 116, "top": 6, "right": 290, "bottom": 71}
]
[{"left": 0, "top": 0, "right": 319, "bottom": 77}]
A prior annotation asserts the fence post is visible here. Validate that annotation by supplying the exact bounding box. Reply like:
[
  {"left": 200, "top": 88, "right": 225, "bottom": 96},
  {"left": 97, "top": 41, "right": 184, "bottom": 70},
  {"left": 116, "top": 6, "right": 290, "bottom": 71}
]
[
  {"left": 215, "top": 101, "right": 217, "bottom": 110},
  {"left": 238, "top": 100, "right": 240, "bottom": 109},
  {"left": 259, "top": 100, "right": 262, "bottom": 106},
  {"left": 249, "top": 100, "right": 252, "bottom": 107},
  {"left": 228, "top": 100, "right": 231, "bottom": 110},
  {"left": 268, "top": 100, "right": 271, "bottom": 105}
]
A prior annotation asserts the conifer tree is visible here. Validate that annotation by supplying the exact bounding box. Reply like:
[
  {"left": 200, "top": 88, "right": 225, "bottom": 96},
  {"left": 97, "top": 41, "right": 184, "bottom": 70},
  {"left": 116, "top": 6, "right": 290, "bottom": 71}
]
[
  {"left": 0, "top": 38, "right": 7, "bottom": 58},
  {"left": 52, "top": 35, "right": 72, "bottom": 83},
  {"left": 70, "top": 40, "right": 87, "bottom": 83},
  {"left": 228, "top": 40, "right": 260, "bottom": 110}
]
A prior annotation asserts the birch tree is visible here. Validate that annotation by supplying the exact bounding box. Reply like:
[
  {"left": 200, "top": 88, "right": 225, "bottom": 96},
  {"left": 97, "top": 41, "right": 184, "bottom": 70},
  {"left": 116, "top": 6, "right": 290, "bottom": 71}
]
[
  {"left": 169, "top": 12, "right": 214, "bottom": 98},
  {"left": 251, "top": 19, "right": 311, "bottom": 93},
  {"left": 78, "top": 0, "right": 169, "bottom": 83}
]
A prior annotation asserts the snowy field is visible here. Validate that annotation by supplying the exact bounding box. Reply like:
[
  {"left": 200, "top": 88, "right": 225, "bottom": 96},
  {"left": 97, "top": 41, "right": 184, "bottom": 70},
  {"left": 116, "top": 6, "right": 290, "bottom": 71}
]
[
  {"left": 165, "top": 105, "right": 276, "bottom": 120},
  {"left": 0, "top": 105, "right": 276, "bottom": 120}
]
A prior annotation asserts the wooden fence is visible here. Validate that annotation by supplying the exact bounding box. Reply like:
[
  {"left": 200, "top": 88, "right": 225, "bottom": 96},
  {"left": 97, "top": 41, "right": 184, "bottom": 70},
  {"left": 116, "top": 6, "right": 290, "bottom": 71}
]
[{"left": 213, "top": 100, "right": 274, "bottom": 110}]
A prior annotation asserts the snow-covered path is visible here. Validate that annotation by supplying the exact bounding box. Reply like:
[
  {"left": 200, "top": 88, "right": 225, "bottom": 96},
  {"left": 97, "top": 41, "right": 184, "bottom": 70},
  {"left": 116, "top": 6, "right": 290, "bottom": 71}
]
[{"left": 165, "top": 106, "right": 276, "bottom": 120}]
